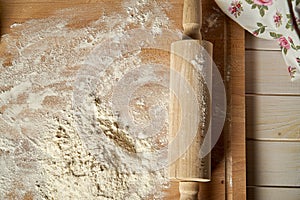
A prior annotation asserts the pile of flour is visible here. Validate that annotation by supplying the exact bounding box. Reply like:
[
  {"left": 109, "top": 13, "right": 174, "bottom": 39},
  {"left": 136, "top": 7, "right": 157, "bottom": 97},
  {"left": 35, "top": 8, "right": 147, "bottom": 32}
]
[{"left": 0, "top": 0, "right": 181, "bottom": 199}]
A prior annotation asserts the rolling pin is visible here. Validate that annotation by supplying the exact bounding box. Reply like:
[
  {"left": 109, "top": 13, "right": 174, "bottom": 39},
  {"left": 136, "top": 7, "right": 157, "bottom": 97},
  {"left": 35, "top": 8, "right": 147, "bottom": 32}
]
[{"left": 168, "top": 0, "right": 213, "bottom": 199}]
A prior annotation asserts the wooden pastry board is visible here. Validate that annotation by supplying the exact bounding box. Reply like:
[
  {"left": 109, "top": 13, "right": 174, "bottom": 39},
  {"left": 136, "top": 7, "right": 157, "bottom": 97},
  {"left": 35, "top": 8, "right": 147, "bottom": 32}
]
[{"left": 0, "top": 0, "right": 246, "bottom": 199}]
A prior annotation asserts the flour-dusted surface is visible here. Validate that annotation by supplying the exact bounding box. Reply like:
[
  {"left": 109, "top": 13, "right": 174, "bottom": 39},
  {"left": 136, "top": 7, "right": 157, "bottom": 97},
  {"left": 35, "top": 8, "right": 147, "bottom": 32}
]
[{"left": 0, "top": 1, "right": 181, "bottom": 199}]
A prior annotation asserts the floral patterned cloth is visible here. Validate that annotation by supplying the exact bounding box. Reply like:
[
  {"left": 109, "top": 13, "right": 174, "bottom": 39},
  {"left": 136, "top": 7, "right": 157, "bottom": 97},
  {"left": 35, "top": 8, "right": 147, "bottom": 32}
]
[{"left": 215, "top": 0, "right": 300, "bottom": 81}]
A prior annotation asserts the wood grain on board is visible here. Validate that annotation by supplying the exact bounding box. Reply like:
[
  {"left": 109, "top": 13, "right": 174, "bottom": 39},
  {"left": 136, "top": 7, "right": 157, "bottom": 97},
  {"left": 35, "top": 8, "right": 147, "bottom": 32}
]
[
  {"left": 224, "top": 20, "right": 246, "bottom": 200},
  {"left": 245, "top": 32, "right": 300, "bottom": 199},
  {"left": 245, "top": 32, "right": 279, "bottom": 50},
  {"left": 247, "top": 141, "right": 300, "bottom": 187},
  {"left": 247, "top": 186, "right": 300, "bottom": 200},
  {"left": 245, "top": 31, "right": 300, "bottom": 95},
  {"left": 245, "top": 50, "right": 300, "bottom": 95},
  {"left": 246, "top": 95, "right": 300, "bottom": 140},
  {"left": 0, "top": 0, "right": 246, "bottom": 199}
]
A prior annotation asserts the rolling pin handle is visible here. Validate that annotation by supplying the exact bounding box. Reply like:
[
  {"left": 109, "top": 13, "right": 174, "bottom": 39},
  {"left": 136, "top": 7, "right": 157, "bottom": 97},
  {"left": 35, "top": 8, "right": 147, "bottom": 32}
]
[
  {"left": 182, "top": 0, "right": 202, "bottom": 40},
  {"left": 179, "top": 181, "right": 199, "bottom": 200}
]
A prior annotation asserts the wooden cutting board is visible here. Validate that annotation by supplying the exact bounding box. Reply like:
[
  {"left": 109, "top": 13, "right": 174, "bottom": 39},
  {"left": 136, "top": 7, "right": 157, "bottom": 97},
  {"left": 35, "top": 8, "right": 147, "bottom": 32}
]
[{"left": 0, "top": 0, "right": 246, "bottom": 199}]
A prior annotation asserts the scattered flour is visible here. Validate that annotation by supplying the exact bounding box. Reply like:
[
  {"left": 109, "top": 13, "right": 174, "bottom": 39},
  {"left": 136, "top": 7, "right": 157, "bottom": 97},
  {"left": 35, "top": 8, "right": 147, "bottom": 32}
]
[
  {"left": 0, "top": 0, "right": 180, "bottom": 199},
  {"left": 203, "top": 7, "right": 223, "bottom": 33}
]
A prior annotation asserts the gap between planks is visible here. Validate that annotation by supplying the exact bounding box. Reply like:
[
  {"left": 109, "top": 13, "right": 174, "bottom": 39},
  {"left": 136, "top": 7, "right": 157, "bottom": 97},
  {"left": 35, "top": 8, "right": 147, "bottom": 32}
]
[
  {"left": 246, "top": 93, "right": 300, "bottom": 97},
  {"left": 245, "top": 31, "right": 300, "bottom": 196}
]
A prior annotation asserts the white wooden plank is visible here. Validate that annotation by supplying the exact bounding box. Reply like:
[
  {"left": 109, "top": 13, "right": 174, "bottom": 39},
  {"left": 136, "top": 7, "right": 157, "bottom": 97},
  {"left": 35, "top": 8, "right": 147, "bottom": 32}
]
[
  {"left": 247, "top": 141, "right": 300, "bottom": 186},
  {"left": 246, "top": 50, "right": 300, "bottom": 95},
  {"left": 246, "top": 95, "right": 300, "bottom": 140},
  {"left": 247, "top": 186, "right": 300, "bottom": 200},
  {"left": 245, "top": 31, "right": 280, "bottom": 50}
]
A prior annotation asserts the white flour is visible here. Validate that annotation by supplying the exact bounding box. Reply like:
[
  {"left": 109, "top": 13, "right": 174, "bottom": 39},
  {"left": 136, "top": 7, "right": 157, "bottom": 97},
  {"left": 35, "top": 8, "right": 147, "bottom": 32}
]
[{"left": 0, "top": 0, "right": 180, "bottom": 199}]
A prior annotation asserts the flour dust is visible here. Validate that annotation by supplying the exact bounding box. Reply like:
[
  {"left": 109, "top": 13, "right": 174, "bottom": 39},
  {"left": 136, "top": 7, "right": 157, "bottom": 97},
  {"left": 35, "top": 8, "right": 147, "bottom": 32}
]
[{"left": 0, "top": 0, "right": 181, "bottom": 199}]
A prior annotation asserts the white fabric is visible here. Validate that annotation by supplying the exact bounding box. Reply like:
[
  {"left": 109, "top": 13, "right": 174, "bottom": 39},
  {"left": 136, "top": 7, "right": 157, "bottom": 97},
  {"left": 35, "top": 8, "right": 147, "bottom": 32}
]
[{"left": 215, "top": 0, "right": 300, "bottom": 81}]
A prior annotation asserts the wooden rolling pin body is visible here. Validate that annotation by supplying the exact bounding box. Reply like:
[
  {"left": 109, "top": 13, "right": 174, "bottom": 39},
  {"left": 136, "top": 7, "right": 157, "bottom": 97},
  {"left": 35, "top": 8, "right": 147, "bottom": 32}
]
[{"left": 168, "top": 0, "right": 213, "bottom": 199}]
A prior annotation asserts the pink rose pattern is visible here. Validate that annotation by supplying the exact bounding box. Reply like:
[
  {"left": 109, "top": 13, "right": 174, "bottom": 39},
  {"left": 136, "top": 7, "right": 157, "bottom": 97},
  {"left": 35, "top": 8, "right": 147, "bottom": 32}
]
[
  {"left": 244, "top": 0, "right": 273, "bottom": 17},
  {"left": 228, "top": 1, "right": 244, "bottom": 18},
  {"left": 253, "top": 0, "right": 273, "bottom": 6},
  {"left": 229, "top": 0, "right": 274, "bottom": 17},
  {"left": 288, "top": 66, "right": 297, "bottom": 79},
  {"left": 273, "top": 11, "right": 282, "bottom": 27},
  {"left": 278, "top": 36, "right": 290, "bottom": 49},
  {"left": 289, "top": 57, "right": 300, "bottom": 78},
  {"left": 278, "top": 36, "right": 290, "bottom": 54},
  {"left": 269, "top": 32, "right": 300, "bottom": 54},
  {"left": 226, "top": 0, "right": 300, "bottom": 80}
]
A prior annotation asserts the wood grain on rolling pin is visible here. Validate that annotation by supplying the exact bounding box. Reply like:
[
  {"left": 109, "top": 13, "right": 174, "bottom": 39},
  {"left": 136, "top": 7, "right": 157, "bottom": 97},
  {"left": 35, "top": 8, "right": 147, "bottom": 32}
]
[
  {"left": 168, "top": 40, "right": 211, "bottom": 182},
  {"left": 168, "top": 3, "right": 212, "bottom": 200}
]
